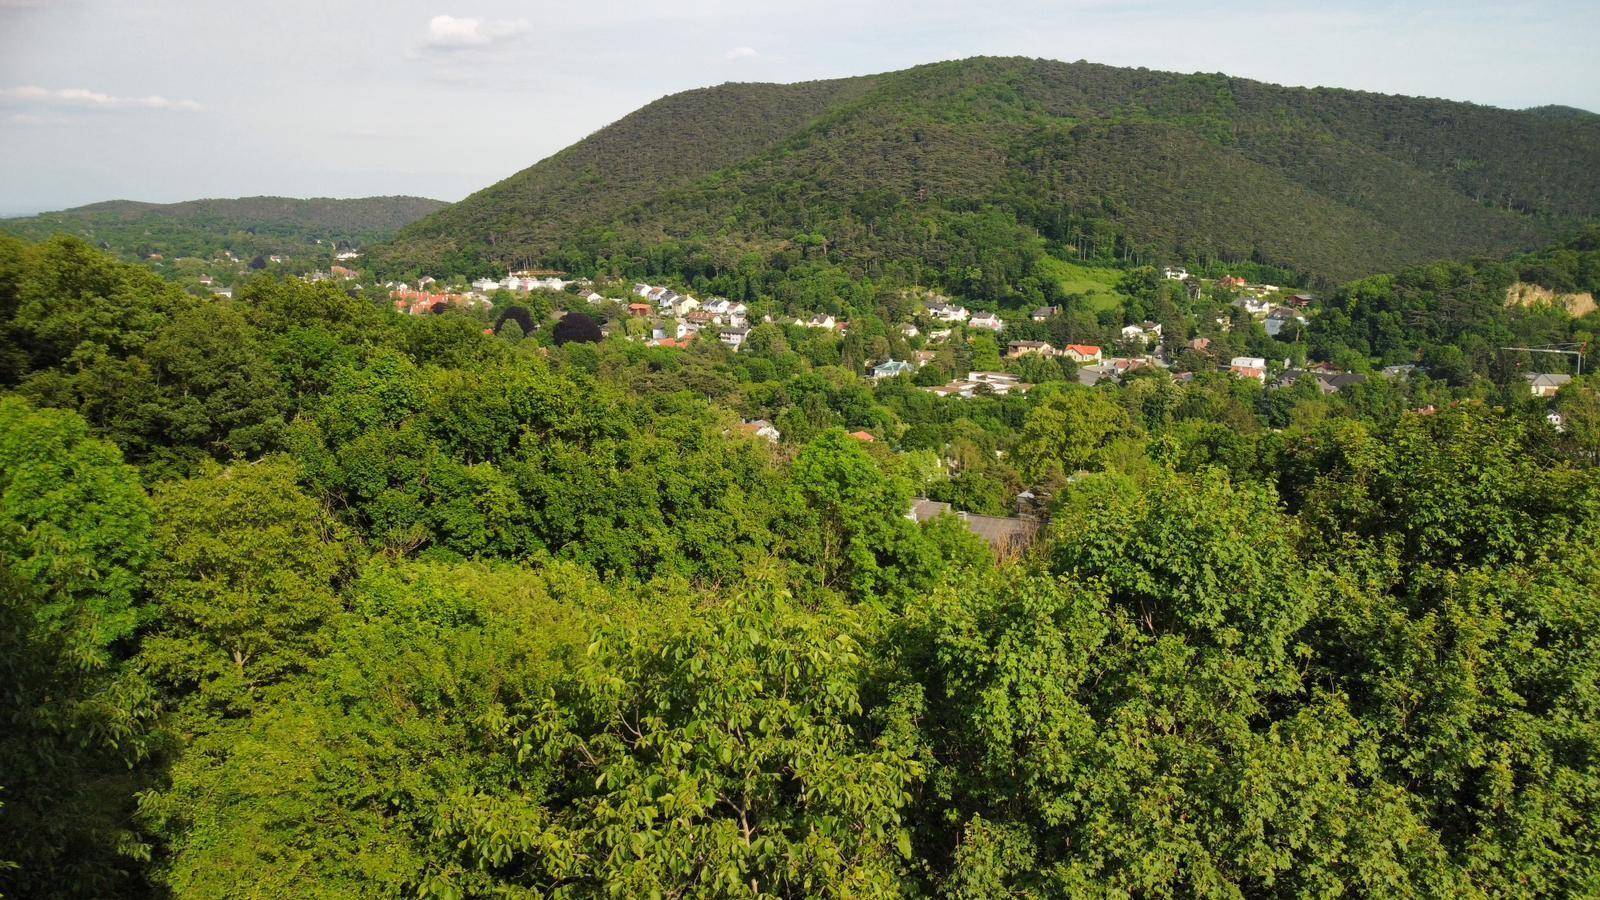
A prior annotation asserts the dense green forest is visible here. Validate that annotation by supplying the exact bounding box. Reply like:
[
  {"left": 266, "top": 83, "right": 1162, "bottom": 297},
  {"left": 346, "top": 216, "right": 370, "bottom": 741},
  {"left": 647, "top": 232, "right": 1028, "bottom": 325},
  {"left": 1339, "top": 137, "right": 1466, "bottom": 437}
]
[
  {"left": 0, "top": 195, "right": 445, "bottom": 267},
  {"left": 372, "top": 57, "right": 1600, "bottom": 289},
  {"left": 4, "top": 229, "right": 1600, "bottom": 897}
]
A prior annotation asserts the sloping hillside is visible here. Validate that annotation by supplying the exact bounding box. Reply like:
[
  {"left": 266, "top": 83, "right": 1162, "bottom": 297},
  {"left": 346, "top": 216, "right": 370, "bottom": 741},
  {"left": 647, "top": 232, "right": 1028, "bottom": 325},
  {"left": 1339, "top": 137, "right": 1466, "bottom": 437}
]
[{"left": 374, "top": 57, "right": 1600, "bottom": 284}]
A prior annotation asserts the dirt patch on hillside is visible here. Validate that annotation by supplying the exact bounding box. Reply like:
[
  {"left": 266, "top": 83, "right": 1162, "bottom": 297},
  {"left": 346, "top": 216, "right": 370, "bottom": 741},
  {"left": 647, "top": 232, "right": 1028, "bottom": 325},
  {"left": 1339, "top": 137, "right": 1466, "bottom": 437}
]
[{"left": 1507, "top": 281, "right": 1597, "bottom": 317}]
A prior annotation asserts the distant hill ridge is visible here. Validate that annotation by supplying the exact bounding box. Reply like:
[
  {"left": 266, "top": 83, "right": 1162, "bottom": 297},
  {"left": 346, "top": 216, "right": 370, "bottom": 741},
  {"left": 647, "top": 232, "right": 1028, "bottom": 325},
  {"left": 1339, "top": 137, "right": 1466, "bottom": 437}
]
[
  {"left": 373, "top": 56, "right": 1600, "bottom": 283},
  {"left": 13, "top": 195, "right": 447, "bottom": 233}
]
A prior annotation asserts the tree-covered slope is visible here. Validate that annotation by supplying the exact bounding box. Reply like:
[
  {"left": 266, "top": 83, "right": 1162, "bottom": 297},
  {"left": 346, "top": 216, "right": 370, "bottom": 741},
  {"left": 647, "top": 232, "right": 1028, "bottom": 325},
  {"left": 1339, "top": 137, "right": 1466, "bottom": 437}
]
[
  {"left": 375, "top": 57, "right": 1600, "bottom": 283},
  {"left": 1, "top": 195, "right": 447, "bottom": 261}
]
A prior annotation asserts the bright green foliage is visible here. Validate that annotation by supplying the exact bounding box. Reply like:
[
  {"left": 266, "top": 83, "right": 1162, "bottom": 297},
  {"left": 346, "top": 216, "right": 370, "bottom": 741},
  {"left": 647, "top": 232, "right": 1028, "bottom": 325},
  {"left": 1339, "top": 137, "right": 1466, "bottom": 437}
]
[
  {"left": 491, "top": 586, "right": 925, "bottom": 897},
  {"left": 1048, "top": 469, "right": 1313, "bottom": 680},
  {"left": 1014, "top": 387, "right": 1140, "bottom": 488},
  {"left": 4, "top": 215, "right": 1600, "bottom": 898},
  {"left": 0, "top": 398, "right": 158, "bottom": 898},
  {"left": 910, "top": 573, "right": 1463, "bottom": 898},
  {"left": 0, "top": 397, "right": 151, "bottom": 663},
  {"left": 138, "top": 560, "right": 596, "bottom": 898},
  {"left": 140, "top": 456, "right": 348, "bottom": 715},
  {"left": 789, "top": 428, "right": 934, "bottom": 598}
]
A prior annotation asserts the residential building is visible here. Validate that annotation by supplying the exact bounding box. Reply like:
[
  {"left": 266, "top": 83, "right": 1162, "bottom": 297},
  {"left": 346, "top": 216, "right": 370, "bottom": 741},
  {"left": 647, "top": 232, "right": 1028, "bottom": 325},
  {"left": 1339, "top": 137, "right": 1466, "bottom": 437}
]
[
  {"left": 871, "top": 359, "right": 916, "bottom": 379},
  {"left": 969, "top": 312, "right": 1004, "bottom": 332},
  {"left": 804, "top": 314, "right": 837, "bottom": 330},
  {"left": 1007, "top": 340, "right": 1057, "bottom": 359},
  {"left": 907, "top": 498, "right": 1041, "bottom": 559},
  {"left": 1264, "top": 307, "right": 1308, "bottom": 338},
  {"left": 738, "top": 419, "right": 780, "bottom": 443},
  {"left": 926, "top": 302, "right": 969, "bottom": 323},
  {"left": 1031, "top": 306, "right": 1060, "bottom": 321},
  {"left": 1527, "top": 372, "right": 1573, "bottom": 398},
  {"left": 1063, "top": 344, "right": 1103, "bottom": 363},
  {"left": 1162, "top": 266, "right": 1190, "bottom": 281},
  {"left": 719, "top": 326, "right": 750, "bottom": 350},
  {"left": 1229, "top": 356, "right": 1268, "bottom": 382}
]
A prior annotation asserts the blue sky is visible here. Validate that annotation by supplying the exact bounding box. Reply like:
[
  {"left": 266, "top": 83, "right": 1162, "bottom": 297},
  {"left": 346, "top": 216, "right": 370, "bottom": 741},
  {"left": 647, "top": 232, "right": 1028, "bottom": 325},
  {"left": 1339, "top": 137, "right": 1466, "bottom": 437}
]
[{"left": 1, "top": 0, "right": 1596, "bottom": 216}]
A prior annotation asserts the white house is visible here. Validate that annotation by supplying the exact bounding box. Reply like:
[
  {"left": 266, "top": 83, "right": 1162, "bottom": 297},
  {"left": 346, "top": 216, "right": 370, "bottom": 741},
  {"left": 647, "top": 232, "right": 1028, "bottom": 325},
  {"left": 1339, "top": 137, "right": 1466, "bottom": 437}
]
[
  {"left": 739, "top": 419, "right": 780, "bottom": 443},
  {"left": 804, "top": 314, "right": 837, "bottom": 330},
  {"left": 900, "top": 323, "right": 921, "bottom": 339},
  {"left": 969, "top": 312, "right": 1004, "bottom": 332},
  {"left": 1162, "top": 266, "right": 1190, "bottom": 281},
  {"left": 927, "top": 302, "right": 970, "bottom": 323},
  {"left": 720, "top": 327, "right": 750, "bottom": 350},
  {"left": 1121, "top": 321, "right": 1163, "bottom": 345},
  {"left": 472, "top": 277, "right": 501, "bottom": 293},
  {"left": 1063, "top": 344, "right": 1103, "bottom": 364},
  {"left": 871, "top": 359, "right": 916, "bottom": 379}
]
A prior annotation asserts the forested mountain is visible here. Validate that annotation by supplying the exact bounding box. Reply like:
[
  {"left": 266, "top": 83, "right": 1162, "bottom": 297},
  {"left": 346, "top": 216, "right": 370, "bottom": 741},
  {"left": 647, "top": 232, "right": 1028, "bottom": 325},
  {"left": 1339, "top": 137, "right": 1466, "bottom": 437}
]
[
  {"left": 0, "top": 195, "right": 446, "bottom": 262},
  {"left": 373, "top": 56, "right": 1600, "bottom": 285}
]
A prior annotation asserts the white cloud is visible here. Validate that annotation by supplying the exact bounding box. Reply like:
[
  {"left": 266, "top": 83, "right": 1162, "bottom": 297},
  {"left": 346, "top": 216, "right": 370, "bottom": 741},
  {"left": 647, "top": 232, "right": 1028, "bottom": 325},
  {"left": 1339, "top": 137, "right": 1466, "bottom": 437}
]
[
  {"left": 1, "top": 85, "right": 202, "bottom": 111},
  {"left": 724, "top": 45, "right": 759, "bottom": 60},
  {"left": 421, "top": 14, "right": 530, "bottom": 50}
]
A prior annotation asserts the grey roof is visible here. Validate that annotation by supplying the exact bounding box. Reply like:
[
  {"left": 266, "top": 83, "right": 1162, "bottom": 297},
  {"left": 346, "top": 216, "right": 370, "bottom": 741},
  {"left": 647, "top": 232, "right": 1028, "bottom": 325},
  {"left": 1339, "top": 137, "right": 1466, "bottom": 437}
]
[
  {"left": 908, "top": 498, "right": 1042, "bottom": 558},
  {"left": 1527, "top": 373, "right": 1573, "bottom": 388}
]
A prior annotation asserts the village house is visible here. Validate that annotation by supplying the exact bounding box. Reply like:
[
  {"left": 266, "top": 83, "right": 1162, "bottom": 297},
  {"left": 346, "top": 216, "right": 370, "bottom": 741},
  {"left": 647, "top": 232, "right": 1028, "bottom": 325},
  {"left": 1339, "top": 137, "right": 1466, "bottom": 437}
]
[
  {"left": 1188, "top": 337, "right": 1212, "bottom": 352},
  {"left": 1007, "top": 340, "right": 1057, "bottom": 359},
  {"left": 804, "top": 314, "right": 837, "bottom": 330},
  {"left": 1120, "top": 321, "right": 1162, "bottom": 345},
  {"left": 627, "top": 302, "right": 653, "bottom": 317},
  {"left": 968, "top": 311, "right": 1004, "bottom": 332},
  {"left": 1264, "top": 307, "right": 1308, "bottom": 337},
  {"left": 900, "top": 323, "right": 921, "bottom": 338},
  {"left": 330, "top": 265, "right": 358, "bottom": 281},
  {"left": 1233, "top": 296, "right": 1275, "bottom": 318},
  {"left": 912, "top": 350, "right": 938, "bottom": 368},
  {"left": 504, "top": 270, "right": 569, "bottom": 292},
  {"left": 738, "top": 419, "right": 780, "bottom": 443},
  {"left": 927, "top": 328, "right": 954, "bottom": 343},
  {"left": 1063, "top": 344, "right": 1103, "bottom": 364},
  {"left": 926, "top": 301, "right": 970, "bottom": 323},
  {"left": 1527, "top": 372, "right": 1573, "bottom": 398},
  {"left": 1162, "top": 266, "right": 1190, "bottom": 281},
  {"left": 1031, "top": 306, "right": 1060, "bottom": 321},
  {"left": 1229, "top": 356, "right": 1268, "bottom": 382},
  {"left": 907, "top": 498, "right": 1041, "bottom": 559},
  {"left": 719, "top": 326, "right": 750, "bottom": 351},
  {"left": 472, "top": 277, "right": 501, "bottom": 293},
  {"left": 923, "top": 371, "right": 1033, "bottom": 399},
  {"left": 871, "top": 359, "right": 916, "bottom": 379}
]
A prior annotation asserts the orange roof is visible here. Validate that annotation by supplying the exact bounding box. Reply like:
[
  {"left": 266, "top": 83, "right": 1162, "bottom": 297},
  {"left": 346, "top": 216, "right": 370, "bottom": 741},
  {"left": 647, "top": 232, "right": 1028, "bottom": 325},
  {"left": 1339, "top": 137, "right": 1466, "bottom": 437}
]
[
  {"left": 1065, "top": 344, "right": 1101, "bottom": 355},
  {"left": 848, "top": 430, "right": 875, "bottom": 442}
]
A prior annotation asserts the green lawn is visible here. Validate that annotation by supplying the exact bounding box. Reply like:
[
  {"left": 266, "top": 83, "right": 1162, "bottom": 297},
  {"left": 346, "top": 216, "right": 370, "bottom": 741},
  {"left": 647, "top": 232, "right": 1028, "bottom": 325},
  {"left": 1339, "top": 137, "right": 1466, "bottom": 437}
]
[{"left": 1037, "top": 257, "right": 1126, "bottom": 312}]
